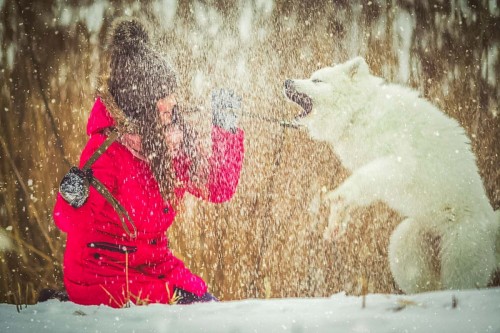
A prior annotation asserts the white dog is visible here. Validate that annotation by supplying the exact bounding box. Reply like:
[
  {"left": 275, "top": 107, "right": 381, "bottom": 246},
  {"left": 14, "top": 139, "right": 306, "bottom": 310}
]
[{"left": 284, "top": 57, "right": 499, "bottom": 293}]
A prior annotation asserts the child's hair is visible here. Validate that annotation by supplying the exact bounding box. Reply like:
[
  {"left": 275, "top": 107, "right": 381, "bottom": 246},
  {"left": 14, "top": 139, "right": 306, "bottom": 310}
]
[
  {"left": 142, "top": 105, "right": 209, "bottom": 205},
  {"left": 102, "top": 17, "right": 208, "bottom": 204},
  {"left": 107, "top": 17, "right": 177, "bottom": 121}
]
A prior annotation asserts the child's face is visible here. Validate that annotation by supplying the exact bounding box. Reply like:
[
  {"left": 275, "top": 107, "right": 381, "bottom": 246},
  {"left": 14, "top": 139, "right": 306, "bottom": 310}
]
[
  {"left": 157, "top": 94, "right": 177, "bottom": 125},
  {"left": 156, "top": 94, "right": 183, "bottom": 155}
]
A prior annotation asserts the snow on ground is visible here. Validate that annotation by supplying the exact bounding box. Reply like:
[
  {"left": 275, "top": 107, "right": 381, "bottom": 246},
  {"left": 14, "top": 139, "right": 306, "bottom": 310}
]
[{"left": 2, "top": 288, "right": 499, "bottom": 333}]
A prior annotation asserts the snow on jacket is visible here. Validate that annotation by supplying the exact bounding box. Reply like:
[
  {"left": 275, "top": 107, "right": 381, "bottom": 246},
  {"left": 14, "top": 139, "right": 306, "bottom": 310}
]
[{"left": 53, "top": 98, "right": 244, "bottom": 307}]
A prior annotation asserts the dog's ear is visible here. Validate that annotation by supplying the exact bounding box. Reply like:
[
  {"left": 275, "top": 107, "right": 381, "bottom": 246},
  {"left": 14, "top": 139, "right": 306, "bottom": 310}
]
[{"left": 347, "top": 57, "right": 369, "bottom": 79}]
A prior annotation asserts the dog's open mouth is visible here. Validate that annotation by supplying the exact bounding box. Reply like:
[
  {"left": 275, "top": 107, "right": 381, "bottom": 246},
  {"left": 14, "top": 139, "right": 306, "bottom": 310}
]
[{"left": 284, "top": 79, "right": 313, "bottom": 118}]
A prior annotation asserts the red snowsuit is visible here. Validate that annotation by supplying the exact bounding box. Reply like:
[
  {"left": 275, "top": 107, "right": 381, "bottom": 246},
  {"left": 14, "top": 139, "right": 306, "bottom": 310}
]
[{"left": 53, "top": 98, "right": 244, "bottom": 307}]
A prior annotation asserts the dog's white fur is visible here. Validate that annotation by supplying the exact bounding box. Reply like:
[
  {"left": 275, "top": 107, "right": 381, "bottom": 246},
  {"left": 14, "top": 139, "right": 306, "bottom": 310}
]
[{"left": 287, "top": 57, "right": 499, "bottom": 293}]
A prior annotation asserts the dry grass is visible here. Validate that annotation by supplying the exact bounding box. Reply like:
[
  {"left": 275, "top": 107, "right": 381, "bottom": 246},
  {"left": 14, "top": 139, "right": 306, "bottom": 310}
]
[{"left": 0, "top": 0, "right": 498, "bottom": 304}]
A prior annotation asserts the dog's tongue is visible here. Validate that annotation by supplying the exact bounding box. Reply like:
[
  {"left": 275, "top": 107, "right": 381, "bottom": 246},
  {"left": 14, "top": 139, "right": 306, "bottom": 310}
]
[
  {"left": 295, "top": 94, "right": 313, "bottom": 118},
  {"left": 297, "top": 108, "right": 311, "bottom": 118},
  {"left": 284, "top": 80, "right": 313, "bottom": 117}
]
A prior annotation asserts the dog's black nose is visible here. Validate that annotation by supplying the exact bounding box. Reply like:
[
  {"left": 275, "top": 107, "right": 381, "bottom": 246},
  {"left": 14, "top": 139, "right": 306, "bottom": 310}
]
[{"left": 284, "top": 79, "right": 294, "bottom": 90}]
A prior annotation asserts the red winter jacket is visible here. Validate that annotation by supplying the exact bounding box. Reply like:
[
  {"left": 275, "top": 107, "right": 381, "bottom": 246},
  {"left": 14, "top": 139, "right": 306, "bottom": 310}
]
[{"left": 53, "top": 98, "right": 244, "bottom": 307}]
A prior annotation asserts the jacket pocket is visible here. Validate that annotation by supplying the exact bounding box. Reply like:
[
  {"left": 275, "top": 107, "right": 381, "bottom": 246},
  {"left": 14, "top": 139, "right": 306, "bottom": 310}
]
[{"left": 87, "top": 242, "right": 137, "bottom": 254}]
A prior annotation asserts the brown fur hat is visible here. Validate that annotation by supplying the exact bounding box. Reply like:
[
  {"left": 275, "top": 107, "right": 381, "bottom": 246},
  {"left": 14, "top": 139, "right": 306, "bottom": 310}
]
[{"left": 106, "top": 17, "right": 177, "bottom": 123}]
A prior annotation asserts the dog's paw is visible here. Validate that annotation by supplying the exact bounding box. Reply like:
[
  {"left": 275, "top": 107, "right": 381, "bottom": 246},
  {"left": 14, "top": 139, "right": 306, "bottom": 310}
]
[
  {"left": 323, "top": 220, "right": 346, "bottom": 240},
  {"left": 323, "top": 197, "right": 353, "bottom": 240},
  {"left": 324, "top": 176, "right": 368, "bottom": 207},
  {"left": 323, "top": 189, "right": 340, "bottom": 203}
]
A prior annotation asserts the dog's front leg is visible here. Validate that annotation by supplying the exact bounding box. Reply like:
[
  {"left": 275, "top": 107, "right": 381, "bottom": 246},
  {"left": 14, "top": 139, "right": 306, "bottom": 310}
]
[{"left": 324, "top": 155, "right": 412, "bottom": 239}]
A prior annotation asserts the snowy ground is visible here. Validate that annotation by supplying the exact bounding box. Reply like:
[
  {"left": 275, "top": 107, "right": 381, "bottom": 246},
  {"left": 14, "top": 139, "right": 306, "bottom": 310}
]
[{"left": 2, "top": 288, "right": 499, "bottom": 333}]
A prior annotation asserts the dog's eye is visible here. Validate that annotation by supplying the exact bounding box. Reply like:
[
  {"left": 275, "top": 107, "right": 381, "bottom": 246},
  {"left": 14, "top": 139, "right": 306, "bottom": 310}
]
[{"left": 312, "top": 79, "right": 322, "bottom": 83}]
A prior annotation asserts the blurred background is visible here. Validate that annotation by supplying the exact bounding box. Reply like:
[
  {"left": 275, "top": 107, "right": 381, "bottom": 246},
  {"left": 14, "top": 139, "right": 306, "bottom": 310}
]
[{"left": 0, "top": 0, "right": 498, "bottom": 304}]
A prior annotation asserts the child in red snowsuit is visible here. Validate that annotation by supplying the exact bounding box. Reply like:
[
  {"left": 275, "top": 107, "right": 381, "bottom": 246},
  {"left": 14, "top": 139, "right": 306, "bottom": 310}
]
[{"left": 53, "top": 18, "right": 244, "bottom": 307}]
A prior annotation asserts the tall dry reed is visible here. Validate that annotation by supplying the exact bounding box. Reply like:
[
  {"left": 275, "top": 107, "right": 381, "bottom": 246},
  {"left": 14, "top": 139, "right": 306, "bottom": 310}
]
[{"left": 0, "top": 0, "right": 498, "bottom": 304}]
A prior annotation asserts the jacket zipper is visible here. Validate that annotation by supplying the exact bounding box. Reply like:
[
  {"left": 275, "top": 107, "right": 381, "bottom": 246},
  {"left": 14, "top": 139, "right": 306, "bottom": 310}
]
[{"left": 87, "top": 242, "right": 137, "bottom": 254}]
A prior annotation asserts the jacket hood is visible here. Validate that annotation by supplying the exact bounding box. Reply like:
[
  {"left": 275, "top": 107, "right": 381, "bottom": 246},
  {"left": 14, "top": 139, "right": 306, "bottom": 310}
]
[
  {"left": 86, "top": 98, "right": 115, "bottom": 136},
  {"left": 87, "top": 75, "right": 140, "bottom": 136}
]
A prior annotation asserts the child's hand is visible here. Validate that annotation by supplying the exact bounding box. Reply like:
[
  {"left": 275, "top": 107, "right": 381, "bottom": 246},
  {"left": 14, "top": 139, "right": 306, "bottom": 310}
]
[
  {"left": 164, "top": 125, "right": 184, "bottom": 156},
  {"left": 211, "top": 88, "right": 241, "bottom": 133}
]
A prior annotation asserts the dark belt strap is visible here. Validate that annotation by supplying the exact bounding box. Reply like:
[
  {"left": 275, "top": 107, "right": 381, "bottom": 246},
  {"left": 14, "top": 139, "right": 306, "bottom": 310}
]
[
  {"left": 90, "top": 177, "right": 137, "bottom": 238},
  {"left": 84, "top": 129, "right": 137, "bottom": 238},
  {"left": 83, "top": 130, "right": 120, "bottom": 170}
]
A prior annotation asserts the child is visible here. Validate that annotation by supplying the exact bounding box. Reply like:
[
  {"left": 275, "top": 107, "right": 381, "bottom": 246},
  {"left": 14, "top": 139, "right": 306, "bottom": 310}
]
[{"left": 53, "top": 17, "right": 244, "bottom": 307}]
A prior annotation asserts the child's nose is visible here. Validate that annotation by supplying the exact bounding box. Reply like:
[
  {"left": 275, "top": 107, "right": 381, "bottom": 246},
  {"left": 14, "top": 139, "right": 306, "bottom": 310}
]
[{"left": 170, "top": 94, "right": 177, "bottom": 106}]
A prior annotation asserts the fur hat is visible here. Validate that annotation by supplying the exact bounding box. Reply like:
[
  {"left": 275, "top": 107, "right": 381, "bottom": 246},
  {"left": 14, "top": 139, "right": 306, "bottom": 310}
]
[{"left": 107, "top": 18, "right": 177, "bottom": 121}]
